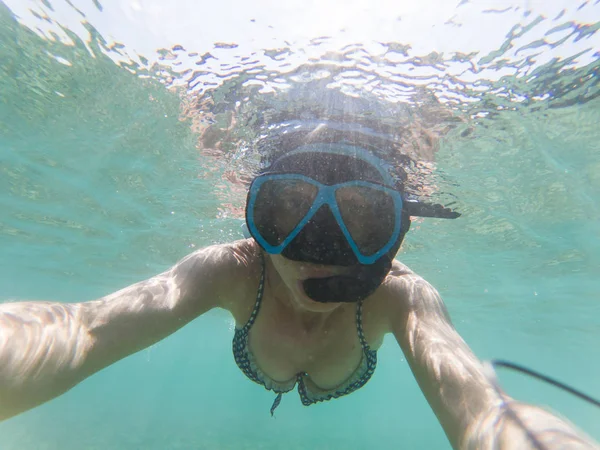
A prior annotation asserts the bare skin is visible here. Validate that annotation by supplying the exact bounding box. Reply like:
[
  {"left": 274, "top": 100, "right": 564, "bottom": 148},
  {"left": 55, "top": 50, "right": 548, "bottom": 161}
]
[{"left": 0, "top": 239, "right": 597, "bottom": 449}]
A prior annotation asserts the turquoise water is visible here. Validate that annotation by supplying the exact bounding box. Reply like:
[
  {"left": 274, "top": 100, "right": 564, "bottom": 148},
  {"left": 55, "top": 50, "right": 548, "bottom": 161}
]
[{"left": 1, "top": 1, "right": 599, "bottom": 448}]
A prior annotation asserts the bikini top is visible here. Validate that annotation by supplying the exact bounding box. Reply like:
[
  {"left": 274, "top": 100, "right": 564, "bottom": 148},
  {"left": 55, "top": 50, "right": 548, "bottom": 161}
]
[{"left": 232, "top": 256, "right": 378, "bottom": 415}]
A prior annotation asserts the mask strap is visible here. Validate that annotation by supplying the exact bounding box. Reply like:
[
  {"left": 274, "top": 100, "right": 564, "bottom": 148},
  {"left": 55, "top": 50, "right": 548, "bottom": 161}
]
[{"left": 276, "top": 143, "right": 396, "bottom": 187}]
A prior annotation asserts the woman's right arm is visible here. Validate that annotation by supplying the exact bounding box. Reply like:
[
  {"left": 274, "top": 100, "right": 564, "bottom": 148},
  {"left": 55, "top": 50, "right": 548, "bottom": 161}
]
[{"left": 0, "top": 242, "right": 255, "bottom": 421}]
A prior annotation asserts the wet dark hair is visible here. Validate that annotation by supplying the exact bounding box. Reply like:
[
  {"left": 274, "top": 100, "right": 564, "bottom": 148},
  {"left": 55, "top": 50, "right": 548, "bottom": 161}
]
[
  {"left": 256, "top": 120, "right": 411, "bottom": 191},
  {"left": 185, "top": 79, "right": 462, "bottom": 218}
]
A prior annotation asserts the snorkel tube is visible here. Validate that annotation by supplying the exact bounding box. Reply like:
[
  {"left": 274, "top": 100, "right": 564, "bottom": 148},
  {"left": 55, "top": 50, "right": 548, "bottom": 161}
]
[
  {"left": 245, "top": 117, "right": 462, "bottom": 302},
  {"left": 245, "top": 139, "right": 460, "bottom": 304}
]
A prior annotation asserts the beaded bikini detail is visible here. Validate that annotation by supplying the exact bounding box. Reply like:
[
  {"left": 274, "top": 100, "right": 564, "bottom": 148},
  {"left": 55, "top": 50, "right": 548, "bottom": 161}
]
[{"left": 232, "top": 255, "right": 378, "bottom": 415}]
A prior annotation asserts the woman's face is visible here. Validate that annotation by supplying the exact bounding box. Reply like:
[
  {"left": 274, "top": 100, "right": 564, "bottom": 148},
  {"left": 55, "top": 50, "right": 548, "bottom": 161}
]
[
  {"left": 268, "top": 253, "right": 351, "bottom": 313},
  {"left": 249, "top": 150, "right": 402, "bottom": 304}
]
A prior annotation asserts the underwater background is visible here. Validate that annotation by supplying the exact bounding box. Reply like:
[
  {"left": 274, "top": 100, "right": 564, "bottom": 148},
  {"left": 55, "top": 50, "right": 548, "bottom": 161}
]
[{"left": 0, "top": 0, "right": 599, "bottom": 448}]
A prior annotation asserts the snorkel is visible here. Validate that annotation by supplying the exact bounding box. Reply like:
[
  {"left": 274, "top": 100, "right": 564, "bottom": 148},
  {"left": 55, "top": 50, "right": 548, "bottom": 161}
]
[
  {"left": 246, "top": 144, "right": 405, "bottom": 303},
  {"left": 245, "top": 122, "right": 459, "bottom": 304}
]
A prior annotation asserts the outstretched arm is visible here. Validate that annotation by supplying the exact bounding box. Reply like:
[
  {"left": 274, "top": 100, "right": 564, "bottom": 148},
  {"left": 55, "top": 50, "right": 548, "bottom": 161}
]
[
  {"left": 386, "top": 272, "right": 599, "bottom": 450},
  {"left": 0, "top": 243, "right": 251, "bottom": 421}
]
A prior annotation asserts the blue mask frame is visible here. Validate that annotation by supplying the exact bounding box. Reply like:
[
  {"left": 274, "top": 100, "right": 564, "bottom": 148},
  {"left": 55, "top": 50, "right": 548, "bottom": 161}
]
[{"left": 246, "top": 173, "right": 403, "bottom": 265}]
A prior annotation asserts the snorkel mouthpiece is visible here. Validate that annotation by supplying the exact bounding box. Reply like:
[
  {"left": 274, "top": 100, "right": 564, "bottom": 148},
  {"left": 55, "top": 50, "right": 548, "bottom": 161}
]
[
  {"left": 302, "top": 261, "right": 393, "bottom": 303},
  {"left": 281, "top": 203, "right": 400, "bottom": 303}
]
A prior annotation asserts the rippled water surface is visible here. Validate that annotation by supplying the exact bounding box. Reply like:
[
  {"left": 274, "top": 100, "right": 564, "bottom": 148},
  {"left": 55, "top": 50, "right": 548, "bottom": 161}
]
[{"left": 0, "top": 0, "right": 599, "bottom": 448}]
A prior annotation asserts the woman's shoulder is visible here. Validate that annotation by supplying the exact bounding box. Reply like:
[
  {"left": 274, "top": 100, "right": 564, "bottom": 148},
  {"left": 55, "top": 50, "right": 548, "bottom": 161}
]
[
  {"left": 386, "top": 260, "right": 443, "bottom": 298},
  {"left": 178, "top": 239, "right": 263, "bottom": 313},
  {"left": 378, "top": 260, "right": 443, "bottom": 320},
  {"left": 384, "top": 259, "right": 425, "bottom": 288},
  {"left": 180, "top": 239, "right": 260, "bottom": 274}
]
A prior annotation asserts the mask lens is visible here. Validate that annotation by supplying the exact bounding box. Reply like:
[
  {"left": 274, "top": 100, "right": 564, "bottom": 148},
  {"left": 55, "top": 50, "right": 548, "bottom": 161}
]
[
  {"left": 335, "top": 185, "right": 396, "bottom": 256},
  {"left": 252, "top": 178, "right": 319, "bottom": 246}
]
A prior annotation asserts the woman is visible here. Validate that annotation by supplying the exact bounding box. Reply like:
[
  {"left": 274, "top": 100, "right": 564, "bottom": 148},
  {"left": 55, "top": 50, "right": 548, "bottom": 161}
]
[{"left": 0, "top": 122, "right": 597, "bottom": 450}]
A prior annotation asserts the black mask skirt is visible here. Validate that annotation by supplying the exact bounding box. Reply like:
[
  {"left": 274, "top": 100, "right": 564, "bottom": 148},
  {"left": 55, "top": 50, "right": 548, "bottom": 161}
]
[
  {"left": 288, "top": 205, "right": 411, "bottom": 303},
  {"left": 245, "top": 151, "right": 411, "bottom": 304}
]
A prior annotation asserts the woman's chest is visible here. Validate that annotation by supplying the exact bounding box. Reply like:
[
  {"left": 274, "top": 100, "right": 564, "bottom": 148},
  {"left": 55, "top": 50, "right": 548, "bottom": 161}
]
[{"left": 246, "top": 301, "right": 384, "bottom": 390}]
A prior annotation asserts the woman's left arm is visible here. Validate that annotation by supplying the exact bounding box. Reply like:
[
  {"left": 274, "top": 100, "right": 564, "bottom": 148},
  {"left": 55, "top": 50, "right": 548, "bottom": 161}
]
[{"left": 385, "top": 272, "right": 599, "bottom": 450}]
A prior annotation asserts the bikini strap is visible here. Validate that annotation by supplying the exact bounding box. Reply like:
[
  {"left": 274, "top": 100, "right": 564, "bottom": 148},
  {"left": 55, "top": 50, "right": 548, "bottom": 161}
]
[
  {"left": 270, "top": 393, "right": 283, "bottom": 417},
  {"left": 241, "top": 251, "right": 266, "bottom": 332},
  {"left": 355, "top": 300, "right": 370, "bottom": 350}
]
